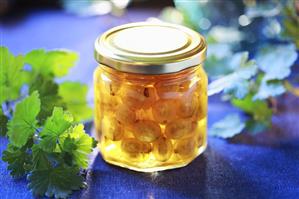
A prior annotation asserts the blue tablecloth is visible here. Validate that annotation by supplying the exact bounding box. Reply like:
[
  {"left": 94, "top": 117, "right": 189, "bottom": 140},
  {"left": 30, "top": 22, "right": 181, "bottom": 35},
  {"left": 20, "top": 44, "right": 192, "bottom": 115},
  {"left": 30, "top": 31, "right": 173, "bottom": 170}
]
[{"left": 1, "top": 9, "right": 299, "bottom": 199}]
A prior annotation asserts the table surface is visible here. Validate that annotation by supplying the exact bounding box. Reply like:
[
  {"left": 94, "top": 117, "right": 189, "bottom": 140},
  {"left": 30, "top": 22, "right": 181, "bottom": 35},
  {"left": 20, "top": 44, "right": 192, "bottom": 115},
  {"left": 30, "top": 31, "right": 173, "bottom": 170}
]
[{"left": 1, "top": 9, "right": 299, "bottom": 199}]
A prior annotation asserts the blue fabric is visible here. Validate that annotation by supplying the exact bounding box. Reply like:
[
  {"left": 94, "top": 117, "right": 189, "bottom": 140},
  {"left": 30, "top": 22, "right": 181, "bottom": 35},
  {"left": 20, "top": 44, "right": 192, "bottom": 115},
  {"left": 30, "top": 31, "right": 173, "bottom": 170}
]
[{"left": 1, "top": 10, "right": 299, "bottom": 199}]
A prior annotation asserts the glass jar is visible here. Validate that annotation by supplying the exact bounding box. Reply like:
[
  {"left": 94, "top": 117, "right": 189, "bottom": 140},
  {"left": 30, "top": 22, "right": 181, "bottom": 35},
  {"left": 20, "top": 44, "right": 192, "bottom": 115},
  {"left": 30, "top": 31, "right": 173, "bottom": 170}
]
[{"left": 94, "top": 22, "right": 207, "bottom": 172}]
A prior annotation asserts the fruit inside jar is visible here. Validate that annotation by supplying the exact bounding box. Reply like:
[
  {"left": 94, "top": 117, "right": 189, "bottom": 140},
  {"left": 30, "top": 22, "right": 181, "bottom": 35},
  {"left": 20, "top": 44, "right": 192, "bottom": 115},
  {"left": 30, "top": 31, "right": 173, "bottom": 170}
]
[{"left": 94, "top": 65, "right": 207, "bottom": 172}]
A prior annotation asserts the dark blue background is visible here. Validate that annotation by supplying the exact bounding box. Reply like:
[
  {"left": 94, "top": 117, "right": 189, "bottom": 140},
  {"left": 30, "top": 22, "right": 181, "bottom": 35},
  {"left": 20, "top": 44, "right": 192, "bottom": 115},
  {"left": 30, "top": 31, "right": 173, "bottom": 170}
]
[{"left": 1, "top": 9, "right": 299, "bottom": 199}]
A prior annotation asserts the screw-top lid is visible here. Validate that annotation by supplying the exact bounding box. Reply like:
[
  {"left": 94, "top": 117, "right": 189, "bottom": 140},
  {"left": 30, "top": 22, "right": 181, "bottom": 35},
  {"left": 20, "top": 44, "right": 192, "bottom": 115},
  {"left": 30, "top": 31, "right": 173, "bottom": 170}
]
[{"left": 95, "top": 22, "right": 206, "bottom": 74}]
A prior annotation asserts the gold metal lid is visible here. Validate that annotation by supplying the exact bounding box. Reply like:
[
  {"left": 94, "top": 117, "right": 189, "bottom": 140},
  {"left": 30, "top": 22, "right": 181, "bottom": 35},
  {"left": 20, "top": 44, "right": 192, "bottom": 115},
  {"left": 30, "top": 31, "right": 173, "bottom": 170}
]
[{"left": 94, "top": 22, "right": 206, "bottom": 74}]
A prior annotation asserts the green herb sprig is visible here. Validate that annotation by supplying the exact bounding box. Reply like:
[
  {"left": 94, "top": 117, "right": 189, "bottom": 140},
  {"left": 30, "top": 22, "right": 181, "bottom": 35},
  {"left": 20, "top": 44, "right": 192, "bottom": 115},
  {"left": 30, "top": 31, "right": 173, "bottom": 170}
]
[
  {"left": 160, "top": 0, "right": 299, "bottom": 138},
  {"left": 205, "top": 1, "right": 299, "bottom": 137},
  {"left": 0, "top": 47, "right": 96, "bottom": 198},
  {"left": 207, "top": 43, "right": 297, "bottom": 137}
]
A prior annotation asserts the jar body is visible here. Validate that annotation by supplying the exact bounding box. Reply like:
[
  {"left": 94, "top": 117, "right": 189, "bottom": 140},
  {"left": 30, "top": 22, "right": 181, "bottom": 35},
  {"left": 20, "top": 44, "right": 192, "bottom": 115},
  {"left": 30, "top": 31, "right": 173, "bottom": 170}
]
[{"left": 94, "top": 64, "right": 207, "bottom": 172}]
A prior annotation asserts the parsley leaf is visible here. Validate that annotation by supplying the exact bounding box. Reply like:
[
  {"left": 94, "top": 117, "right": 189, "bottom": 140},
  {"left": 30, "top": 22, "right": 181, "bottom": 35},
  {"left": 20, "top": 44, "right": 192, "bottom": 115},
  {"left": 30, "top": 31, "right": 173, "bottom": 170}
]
[
  {"left": 0, "top": 108, "right": 8, "bottom": 136},
  {"left": 224, "top": 80, "right": 251, "bottom": 99},
  {"left": 29, "top": 75, "right": 64, "bottom": 123},
  {"left": 205, "top": 43, "right": 233, "bottom": 77},
  {"left": 0, "top": 46, "right": 29, "bottom": 104},
  {"left": 25, "top": 49, "right": 78, "bottom": 78},
  {"left": 256, "top": 44, "right": 298, "bottom": 80},
  {"left": 209, "top": 114, "right": 246, "bottom": 138},
  {"left": 208, "top": 52, "right": 258, "bottom": 98},
  {"left": 253, "top": 79, "right": 286, "bottom": 100},
  {"left": 32, "top": 144, "right": 51, "bottom": 170},
  {"left": 232, "top": 95, "right": 272, "bottom": 128},
  {"left": 39, "top": 107, "right": 73, "bottom": 152},
  {"left": 62, "top": 124, "right": 95, "bottom": 169},
  {"left": 58, "top": 82, "right": 93, "bottom": 121},
  {"left": 2, "top": 141, "right": 33, "bottom": 178},
  {"left": 28, "top": 166, "right": 84, "bottom": 198},
  {"left": 7, "top": 91, "right": 40, "bottom": 147}
]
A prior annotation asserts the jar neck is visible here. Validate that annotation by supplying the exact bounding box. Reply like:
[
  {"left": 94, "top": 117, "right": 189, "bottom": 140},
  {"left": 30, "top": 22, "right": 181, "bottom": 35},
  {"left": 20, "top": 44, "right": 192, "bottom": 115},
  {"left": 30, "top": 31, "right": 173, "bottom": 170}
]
[{"left": 99, "top": 64, "right": 203, "bottom": 82}]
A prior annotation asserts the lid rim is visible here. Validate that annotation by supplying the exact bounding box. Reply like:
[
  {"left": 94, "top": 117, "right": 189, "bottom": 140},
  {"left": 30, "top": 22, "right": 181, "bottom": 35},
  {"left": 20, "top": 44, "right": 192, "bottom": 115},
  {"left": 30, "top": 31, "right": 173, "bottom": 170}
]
[{"left": 94, "top": 22, "right": 207, "bottom": 74}]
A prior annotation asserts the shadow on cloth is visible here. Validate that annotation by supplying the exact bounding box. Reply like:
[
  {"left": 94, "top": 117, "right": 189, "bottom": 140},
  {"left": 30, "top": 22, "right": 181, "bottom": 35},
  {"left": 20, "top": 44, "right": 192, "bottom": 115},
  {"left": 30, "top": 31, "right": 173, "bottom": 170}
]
[{"left": 76, "top": 145, "right": 267, "bottom": 199}]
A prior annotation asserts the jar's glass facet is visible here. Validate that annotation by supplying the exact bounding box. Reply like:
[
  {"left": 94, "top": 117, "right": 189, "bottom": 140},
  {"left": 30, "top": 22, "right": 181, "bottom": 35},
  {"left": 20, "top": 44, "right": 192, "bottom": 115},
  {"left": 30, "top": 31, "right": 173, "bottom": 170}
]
[{"left": 94, "top": 64, "right": 207, "bottom": 172}]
